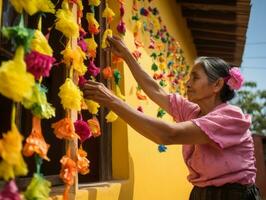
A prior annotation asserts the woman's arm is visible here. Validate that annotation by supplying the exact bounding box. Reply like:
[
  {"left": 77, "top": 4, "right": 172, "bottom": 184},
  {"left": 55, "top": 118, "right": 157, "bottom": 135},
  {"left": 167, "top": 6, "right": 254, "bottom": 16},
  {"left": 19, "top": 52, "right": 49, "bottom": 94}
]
[
  {"left": 107, "top": 37, "right": 170, "bottom": 113},
  {"left": 81, "top": 81, "right": 211, "bottom": 145}
]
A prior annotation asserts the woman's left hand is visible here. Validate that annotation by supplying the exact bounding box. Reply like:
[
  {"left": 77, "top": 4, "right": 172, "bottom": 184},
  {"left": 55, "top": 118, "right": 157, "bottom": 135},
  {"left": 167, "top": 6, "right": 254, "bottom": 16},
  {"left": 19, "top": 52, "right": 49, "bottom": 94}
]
[{"left": 80, "top": 80, "right": 119, "bottom": 107}]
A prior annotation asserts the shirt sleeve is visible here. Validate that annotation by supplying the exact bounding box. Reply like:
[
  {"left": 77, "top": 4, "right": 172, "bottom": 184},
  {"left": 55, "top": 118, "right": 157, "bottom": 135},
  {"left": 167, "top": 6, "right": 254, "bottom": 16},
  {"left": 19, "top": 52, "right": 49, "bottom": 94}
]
[
  {"left": 191, "top": 105, "right": 251, "bottom": 149},
  {"left": 168, "top": 93, "right": 199, "bottom": 122}
]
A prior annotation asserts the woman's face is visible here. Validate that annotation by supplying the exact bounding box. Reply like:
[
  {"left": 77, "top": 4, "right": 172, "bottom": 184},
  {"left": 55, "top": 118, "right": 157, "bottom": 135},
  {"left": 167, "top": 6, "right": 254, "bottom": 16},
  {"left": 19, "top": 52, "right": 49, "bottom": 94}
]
[{"left": 186, "top": 63, "right": 216, "bottom": 103}]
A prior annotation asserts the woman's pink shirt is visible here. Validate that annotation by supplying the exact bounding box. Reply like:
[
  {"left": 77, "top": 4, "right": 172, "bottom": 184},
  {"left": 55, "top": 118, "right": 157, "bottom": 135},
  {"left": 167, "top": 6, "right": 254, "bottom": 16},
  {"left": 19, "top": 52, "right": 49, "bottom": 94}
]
[{"left": 169, "top": 94, "right": 256, "bottom": 187}]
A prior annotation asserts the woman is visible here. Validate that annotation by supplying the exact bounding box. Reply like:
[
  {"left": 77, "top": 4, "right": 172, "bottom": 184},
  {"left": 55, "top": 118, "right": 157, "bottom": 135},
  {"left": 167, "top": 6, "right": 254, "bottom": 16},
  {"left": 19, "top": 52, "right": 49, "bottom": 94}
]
[{"left": 81, "top": 36, "right": 261, "bottom": 200}]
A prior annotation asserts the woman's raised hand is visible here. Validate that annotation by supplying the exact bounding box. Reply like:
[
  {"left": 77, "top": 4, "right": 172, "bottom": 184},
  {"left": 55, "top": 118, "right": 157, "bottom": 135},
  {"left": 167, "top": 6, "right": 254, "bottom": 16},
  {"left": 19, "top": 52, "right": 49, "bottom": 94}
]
[
  {"left": 80, "top": 80, "right": 119, "bottom": 107},
  {"left": 106, "top": 36, "right": 129, "bottom": 59}
]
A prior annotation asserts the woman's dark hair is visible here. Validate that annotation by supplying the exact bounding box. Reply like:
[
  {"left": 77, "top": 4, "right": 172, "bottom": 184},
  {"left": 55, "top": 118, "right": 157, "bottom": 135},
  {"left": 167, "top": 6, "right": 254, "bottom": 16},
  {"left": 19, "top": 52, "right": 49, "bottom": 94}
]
[{"left": 194, "top": 56, "right": 236, "bottom": 102}]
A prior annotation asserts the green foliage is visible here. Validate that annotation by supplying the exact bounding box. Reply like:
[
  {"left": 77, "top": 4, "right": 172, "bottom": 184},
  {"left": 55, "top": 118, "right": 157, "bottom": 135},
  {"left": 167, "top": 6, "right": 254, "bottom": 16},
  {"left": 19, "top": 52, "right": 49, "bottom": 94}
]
[{"left": 233, "top": 81, "right": 266, "bottom": 135}]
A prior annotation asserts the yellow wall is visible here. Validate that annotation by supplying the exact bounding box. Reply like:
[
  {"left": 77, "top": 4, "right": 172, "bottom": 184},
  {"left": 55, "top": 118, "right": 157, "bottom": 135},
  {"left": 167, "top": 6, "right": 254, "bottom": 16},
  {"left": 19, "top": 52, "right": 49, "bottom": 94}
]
[{"left": 53, "top": 0, "right": 197, "bottom": 199}]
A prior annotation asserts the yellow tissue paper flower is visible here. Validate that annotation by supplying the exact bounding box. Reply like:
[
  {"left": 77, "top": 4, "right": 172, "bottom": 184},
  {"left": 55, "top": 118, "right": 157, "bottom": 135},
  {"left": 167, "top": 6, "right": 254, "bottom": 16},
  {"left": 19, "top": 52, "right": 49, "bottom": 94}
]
[
  {"left": 85, "top": 37, "right": 98, "bottom": 51},
  {"left": 30, "top": 30, "right": 53, "bottom": 56},
  {"left": 159, "top": 63, "right": 167, "bottom": 71},
  {"left": 102, "top": 29, "right": 113, "bottom": 48},
  {"left": 61, "top": 44, "right": 87, "bottom": 76},
  {"left": 86, "top": 13, "right": 100, "bottom": 31},
  {"left": 102, "top": 4, "right": 115, "bottom": 23},
  {"left": 89, "top": 0, "right": 101, "bottom": 6},
  {"left": 105, "top": 111, "right": 118, "bottom": 122},
  {"left": 84, "top": 99, "right": 100, "bottom": 115},
  {"left": 55, "top": 3, "right": 79, "bottom": 39},
  {"left": 58, "top": 78, "right": 82, "bottom": 111},
  {"left": 115, "top": 85, "right": 125, "bottom": 100},
  {"left": 0, "top": 46, "right": 34, "bottom": 102},
  {"left": 9, "top": 0, "right": 55, "bottom": 15},
  {"left": 150, "top": 15, "right": 160, "bottom": 32},
  {"left": 0, "top": 124, "right": 28, "bottom": 181}
]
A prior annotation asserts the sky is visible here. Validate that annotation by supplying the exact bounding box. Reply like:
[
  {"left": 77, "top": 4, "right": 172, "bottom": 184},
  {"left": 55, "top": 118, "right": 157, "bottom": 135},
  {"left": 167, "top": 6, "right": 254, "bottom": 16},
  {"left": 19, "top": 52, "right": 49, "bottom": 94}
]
[{"left": 241, "top": 0, "right": 266, "bottom": 90}]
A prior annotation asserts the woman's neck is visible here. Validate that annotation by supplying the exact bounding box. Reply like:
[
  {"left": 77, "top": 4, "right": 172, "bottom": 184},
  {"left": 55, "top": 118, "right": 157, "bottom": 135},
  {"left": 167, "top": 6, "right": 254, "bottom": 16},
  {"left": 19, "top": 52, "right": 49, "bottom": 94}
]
[{"left": 197, "top": 97, "right": 224, "bottom": 116}]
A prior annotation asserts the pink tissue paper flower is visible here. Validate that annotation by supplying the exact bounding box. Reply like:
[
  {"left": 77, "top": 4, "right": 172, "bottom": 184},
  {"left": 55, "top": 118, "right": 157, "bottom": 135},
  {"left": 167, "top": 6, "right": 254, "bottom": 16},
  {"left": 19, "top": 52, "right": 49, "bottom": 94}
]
[
  {"left": 74, "top": 120, "right": 92, "bottom": 143},
  {"left": 226, "top": 67, "right": 244, "bottom": 90},
  {"left": 87, "top": 60, "right": 100, "bottom": 77},
  {"left": 0, "top": 180, "right": 21, "bottom": 200}
]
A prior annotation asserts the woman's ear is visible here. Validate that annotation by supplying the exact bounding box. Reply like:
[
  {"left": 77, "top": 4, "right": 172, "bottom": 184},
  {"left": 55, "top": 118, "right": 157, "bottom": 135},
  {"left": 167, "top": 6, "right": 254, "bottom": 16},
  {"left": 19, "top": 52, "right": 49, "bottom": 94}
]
[{"left": 213, "top": 78, "right": 225, "bottom": 93}]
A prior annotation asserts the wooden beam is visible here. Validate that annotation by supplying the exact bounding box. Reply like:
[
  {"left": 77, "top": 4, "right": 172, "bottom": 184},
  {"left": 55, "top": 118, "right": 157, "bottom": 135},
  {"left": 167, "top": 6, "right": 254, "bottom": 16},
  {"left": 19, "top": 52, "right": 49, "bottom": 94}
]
[
  {"left": 176, "top": 0, "right": 236, "bottom": 6},
  {"left": 192, "top": 30, "right": 245, "bottom": 42}
]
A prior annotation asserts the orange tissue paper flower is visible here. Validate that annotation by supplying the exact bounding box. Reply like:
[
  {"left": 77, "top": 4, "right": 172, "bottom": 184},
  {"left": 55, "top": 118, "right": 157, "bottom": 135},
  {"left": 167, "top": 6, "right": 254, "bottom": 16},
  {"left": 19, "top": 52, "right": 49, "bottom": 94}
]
[
  {"left": 76, "top": 148, "right": 90, "bottom": 175},
  {"left": 87, "top": 117, "right": 101, "bottom": 137},
  {"left": 55, "top": 2, "right": 79, "bottom": 39},
  {"left": 84, "top": 37, "right": 98, "bottom": 59},
  {"left": 59, "top": 155, "right": 77, "bottom": 186},
  {"left": 136, "top": 90, "right": 147, "bottom": 100},
  {"left": 101, "top": 29, "right": 113, "bottom": 48},
  {"left": 0, "top": 46, "right": 35, "bottom": 102},
  {"left": 52, "top": 117, "right": 79, "bottom": 140},
  {"left": 23, "top": 116, "right": 50, "bottom": 161},
  {"left": 58, "top": 78, "right": 83, "bottom": 111},
  {"left": 102, "top": 66, "right": 113, "bottom": 79}
]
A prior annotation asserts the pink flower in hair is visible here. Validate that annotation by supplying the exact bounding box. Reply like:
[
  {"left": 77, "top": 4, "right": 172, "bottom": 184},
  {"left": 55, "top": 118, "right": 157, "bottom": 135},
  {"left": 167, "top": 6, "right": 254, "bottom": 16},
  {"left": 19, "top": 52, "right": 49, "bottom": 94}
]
[{"left": 226, "top": 67, "right": 244, "bottom": 90}]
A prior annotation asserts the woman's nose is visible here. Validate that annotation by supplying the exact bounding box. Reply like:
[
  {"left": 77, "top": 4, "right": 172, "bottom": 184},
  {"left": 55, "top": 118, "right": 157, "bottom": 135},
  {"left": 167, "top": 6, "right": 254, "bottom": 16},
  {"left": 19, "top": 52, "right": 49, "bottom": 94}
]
[{"left": 186, "top": 79, "right": 191, "bottom": 88}]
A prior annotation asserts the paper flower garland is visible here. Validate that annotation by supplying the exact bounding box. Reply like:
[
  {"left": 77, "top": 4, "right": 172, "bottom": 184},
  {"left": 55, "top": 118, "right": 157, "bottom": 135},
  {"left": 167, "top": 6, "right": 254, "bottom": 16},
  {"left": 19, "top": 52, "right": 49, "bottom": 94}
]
[
  {"left": 117, "top": 1, "right": 126, "bottom": 35},
  {"left": 23, "top": 116, "right": 50, "bottom": 161},
  {"left": 105, "top": 111, "right": 118, "bottom": 123},
  {"left": 87, "top": 117, "right": 101, "bottom": 137},
  {"left": 55, "top": 2, "right": 79, "bottom": 39},
  {"left": 74, "top": 119, "right": 92, "bottom": 143},
  {"left": 86, "top": 13, "right": 100, "bottom": 35},
  {"left": 52, "top": 117, "right": 79, "bottom": 140},
  {"left": 76, "top": 148, "right": 90, "bottom": 175},
  {"left": 84, "top": 99, "right": 100, "bottom": 115},
  {"left": 85, "top": 37, "right": 98, "bottom": 59},
  {"left": 102, "top": 29, "right": 113, "bottom": 49},
  {"left": 0, "top": 46, "right": 35, "bottom": 102},
  {"left": 102, "top": 3, "right": 115, "bottom": 24}
]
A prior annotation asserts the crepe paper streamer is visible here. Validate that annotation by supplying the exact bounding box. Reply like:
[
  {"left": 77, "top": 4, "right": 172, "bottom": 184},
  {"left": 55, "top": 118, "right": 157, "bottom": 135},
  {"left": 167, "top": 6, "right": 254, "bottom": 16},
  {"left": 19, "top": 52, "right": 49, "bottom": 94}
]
[
  {"left": 102, "top": 66, "right": 113, "bottom": 79},
  {"left": 0, "top": 46, "right": 35, "bottom": 102},
  {"left": 85, "top": 37, "right": 98, "bottom": 59},
  {"left": 1, "top": 23, "right": 35, "bottom": 52},
  {"left": 55, "top": 2, "right": 79, "bottom": 39},
  {"left": 58, "top": 78, "right": 83, "bottom": 111},
  {"left": 23, "top": 116, "right": 50, "bottom": 161},
  {"left": 0, "top": 124, "right": 28, "bottom": 181},
  {"left": 158, "top": 144, "right": 167, "bottom": 152},
  {"left": 84, "top": 99, "right": 100, "bottom": 115},
  {"left": 51, "top": 117, "right": 79, "bottom": 140},
  {"left": 25, "top": 51, "right": 56, "bottom": 80},
  {"left": 86, "top": 13, "right": 100, "bottom": 35},
  {"left": 113, "top": 69, "right": 121, "bottom": 85},
  {"left": 22, "top": 83, "right": 55, "bottom": 119},
  {"left": 102, "top": 4, "right": 115, "bottom": 24},
  {"left": 74, "top": 120, "right": 92, "bottom": 143},
  {"left": 24, "top": 173, "right": 51, "bottom": 200},
  {"left": 115, "top": 85, "right": 125, "bottom": 100},
  {"left": 157, "top": 108, "right": 166, "bottom": 118},
  {"left": 87, "top": 60, "right": 100, "bottom": 77},
  {"left": 9, "top": 0, "right": 55, "bottom": 15},
  {"left": 87, "top": 117, "right": 101, "bottom": 137},
  {"left": 105, "top": 110, "right": 118, "bottom": 122},
  {"left": 101, "top": 29, "right": 113, "bottom": 48},
  {"left": 76, "top": 148, "right": 90, "bottom": 175},
  {"left": 0, "top": 180, "right": 21, "bottom": 200}
]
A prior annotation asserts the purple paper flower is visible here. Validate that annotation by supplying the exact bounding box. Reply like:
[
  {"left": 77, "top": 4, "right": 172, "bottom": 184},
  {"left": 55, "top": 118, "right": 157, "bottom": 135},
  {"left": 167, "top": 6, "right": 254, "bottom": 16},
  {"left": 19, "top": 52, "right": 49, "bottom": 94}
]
[
  {"left": 0, "top": 180, "right": 21, "bottom": 200},
  {"left": 25, "top": 51, "right": 56, "bottom": 80},
  {"left": 140, "top": 8, "right": 149, "bottom": 16},
  {"left": 87, "top": 60, "right": 100, "bottom": 77},
  {"left": 78, "top": 76, "right": 87, "bottom": 87},
  {"left": 78, "top": 38, "right": 87, "bottom": 53},
  {"left": 120, "top": 4, "right": 125, "bottom": 17},
  {"left": 117, "top": 20, "right": 126, "bottom": 35},
  {"left": 74, "top": 120, "right": 92, "bottom": 143}
]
